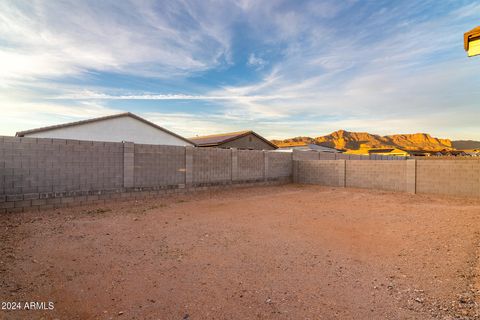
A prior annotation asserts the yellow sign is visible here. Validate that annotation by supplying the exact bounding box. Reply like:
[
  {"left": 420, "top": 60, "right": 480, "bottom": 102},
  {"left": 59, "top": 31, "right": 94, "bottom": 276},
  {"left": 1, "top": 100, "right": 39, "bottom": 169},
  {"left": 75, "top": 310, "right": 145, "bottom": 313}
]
[
  {"left": 465, "top": 26, "right": 480, "bottom": 57},
  {"left": 468, "top": 38, "right": 480, "bottom": 57}
]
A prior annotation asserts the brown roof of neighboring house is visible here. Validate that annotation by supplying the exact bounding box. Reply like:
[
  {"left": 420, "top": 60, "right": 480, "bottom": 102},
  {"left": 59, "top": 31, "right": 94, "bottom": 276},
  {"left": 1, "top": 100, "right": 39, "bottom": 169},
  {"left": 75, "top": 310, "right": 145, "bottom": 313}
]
[
  {"left": 464, "top": 26, "right": 480, "bottom": 51},
  {"left": 442, "top": 150, "right": 468, "bottom": 155},
  {"left": 189, "top": 130, "right": 277, "bottom": 148},
  {"left": 368, "top": 148, "right": 408, "bottom": 154},
  {"left": 368, "top": 148, "right": 395, "bottom": 153},
  {"left": 15, "top": 112, "right": 195, "bottom": 145}
]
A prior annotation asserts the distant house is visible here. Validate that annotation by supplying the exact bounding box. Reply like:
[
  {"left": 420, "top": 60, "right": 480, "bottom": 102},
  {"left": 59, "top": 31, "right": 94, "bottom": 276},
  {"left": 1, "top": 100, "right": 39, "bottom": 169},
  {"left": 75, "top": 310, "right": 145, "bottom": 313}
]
[
  {"left": 465, "top": 149, "right": 480, "bottom": 157},
  {"left": 438, "top": 150, "right": 469, "bottom": 157},
  {"left": 276, "top": 143, "right": 342, "bottom": 153},
  {"left": 408, "top": 150, "right": 435, "bottom": 157},
  {"left": 430, "top": 152, "right": 443, "bottom": 157},
  {"left": 419, "top": 149, "right": 470, "bottom": 157},
  {"left": 16, "top": 112, "right": 195, "bottom": 146},
  {"left": 368, "top": 148, "right": 409, "bottom": 157},
  {"left": 407, "top": 149, "right": 472, "bottom": 157},
  {"left": 189, "top": 130, "right": 277, "bottom": 150}
]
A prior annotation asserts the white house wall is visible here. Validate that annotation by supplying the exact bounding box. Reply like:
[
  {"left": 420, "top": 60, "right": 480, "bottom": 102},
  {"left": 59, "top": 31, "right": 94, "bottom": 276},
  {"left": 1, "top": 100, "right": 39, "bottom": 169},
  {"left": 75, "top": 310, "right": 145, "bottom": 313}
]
[{"left": 24, "top": 116, "right": 193, "bottom": 146}]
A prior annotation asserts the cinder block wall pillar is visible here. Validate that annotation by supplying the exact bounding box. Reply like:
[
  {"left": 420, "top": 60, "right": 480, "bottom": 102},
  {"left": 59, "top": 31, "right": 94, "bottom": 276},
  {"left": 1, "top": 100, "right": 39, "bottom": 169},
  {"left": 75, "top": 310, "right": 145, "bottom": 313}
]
[
  {"left": 231, "top": 148, "right": 238, "bottom": 181},
  {"left": 123, "top": 142, "right": 135, "bottom": 188},
  {"left": 338, "top": 159, "right": 346, "bottom": 187},
  {"left": 185, "top": 146, "right": 194, "bottom": 187},
  {"left": 406, "top": 159, "right": 416, "bottom": 194}
]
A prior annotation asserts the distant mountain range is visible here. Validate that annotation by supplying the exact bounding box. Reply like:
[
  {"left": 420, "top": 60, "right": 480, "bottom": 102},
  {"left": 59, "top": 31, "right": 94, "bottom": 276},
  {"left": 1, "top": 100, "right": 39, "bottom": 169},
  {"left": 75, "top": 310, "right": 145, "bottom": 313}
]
[
  {"left": 451, "top": 140, "right": 480, "bottom": 150},
  {"left": 271, "top": 130, "right": 480, "bottom": 151}
]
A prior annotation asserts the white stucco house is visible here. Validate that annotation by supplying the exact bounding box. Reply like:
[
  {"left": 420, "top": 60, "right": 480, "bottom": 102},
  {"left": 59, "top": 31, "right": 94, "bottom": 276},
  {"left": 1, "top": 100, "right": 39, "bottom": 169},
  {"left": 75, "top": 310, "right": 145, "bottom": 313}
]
[{"left": 16, "top": 112, "right": 195, "bottom": 146}]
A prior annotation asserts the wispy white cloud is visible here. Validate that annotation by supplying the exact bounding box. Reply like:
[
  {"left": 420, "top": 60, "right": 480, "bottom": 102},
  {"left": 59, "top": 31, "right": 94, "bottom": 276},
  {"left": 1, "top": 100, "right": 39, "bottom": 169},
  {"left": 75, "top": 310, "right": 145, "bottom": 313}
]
[
  {"left": 196, "top": 2, "right": 480, "bottom": 138},
  {"left": 0, "top": 0, "right": 232, "bottom": 84},
  {"left": 247, "top": 53, "right": 267, "bottom": 70},
  {"left": 53, "top": 90, "right": 295, "bottom": 102}
]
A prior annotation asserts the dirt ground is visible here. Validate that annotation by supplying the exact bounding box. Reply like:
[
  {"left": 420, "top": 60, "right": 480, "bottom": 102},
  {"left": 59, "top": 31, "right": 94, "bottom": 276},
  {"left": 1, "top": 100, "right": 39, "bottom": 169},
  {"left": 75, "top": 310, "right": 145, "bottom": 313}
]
[{"left": 1, "top": 185, "right": 480, "bottom": 320}]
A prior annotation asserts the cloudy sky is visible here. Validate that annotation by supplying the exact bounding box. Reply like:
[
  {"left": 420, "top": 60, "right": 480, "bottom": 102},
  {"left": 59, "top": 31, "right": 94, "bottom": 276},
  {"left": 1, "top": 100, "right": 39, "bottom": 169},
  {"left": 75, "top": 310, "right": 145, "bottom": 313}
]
[{"left": 0, "top": 0, "right": 479, "bottom": 140}]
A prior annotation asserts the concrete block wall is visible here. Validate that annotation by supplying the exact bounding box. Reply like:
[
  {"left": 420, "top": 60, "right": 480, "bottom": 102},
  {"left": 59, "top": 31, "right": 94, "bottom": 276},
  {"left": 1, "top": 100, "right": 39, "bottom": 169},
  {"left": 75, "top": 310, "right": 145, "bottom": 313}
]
[
  {"left": 346, "top": 154, "right": 366, "bottom": 160},
  {"left": 335, "top": 153, "right": 350, "bottom": 160},
  {"left": 193, "top": 148, "right": 232, "bottom": 184},
  {"left": 292, "top": 150, "right": 319, "bottom": 161},
  {"left": 0, "top": 136, "right": 124, "bottom": 212},
  {"left": 185, "top": 146, "right": 194, "bottom": 187},
  {"left": 0, "top": 136, "right": 123, "bottom": 196},
  {"left": 293, "top": 160, "right": 345, "bottom": 187},
  {"left": 406, "top": 160, "right": 417, "bottom": 194},
  {"left": 5, "top": 135, "right": 477, "bottom": 213},
  {"left": 266, "top": 151, "right": 293, "bottom": 179},
  {"left": 416, "top": 160, "right": 480, "bottom": 197},
  {"left": 0, "top": 136, "right": 294, "bottom": 213},
  {"left": 294, "top": 159, "right": 480, "bottom": 198},
  {"left": 236, "top": 149, "right": 264, "bottom": 181},
  {"left": 134, "top": 144, "right": 186, "bottom": 187},
  {"left": 319, "top": 152, "right": 336, "bottom": 160},
  {"left": 290, "top": 150, "right": 404, "bottom": 161},
  {"left": 292, "top": 150, "right": 374, "bottom": 161},
  {"left": 346, "top": 160, "right": 407, "bottom": 192},
  {"left": 124, "top": 142, "right": 135, "bottom": 188}
]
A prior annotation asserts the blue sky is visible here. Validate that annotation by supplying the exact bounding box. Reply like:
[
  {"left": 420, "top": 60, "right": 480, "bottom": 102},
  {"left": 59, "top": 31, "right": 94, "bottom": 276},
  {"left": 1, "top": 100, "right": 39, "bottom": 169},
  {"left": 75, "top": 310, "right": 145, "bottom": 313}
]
[{"left": 0, "top": 0, "right": 479, "bottom": 140}]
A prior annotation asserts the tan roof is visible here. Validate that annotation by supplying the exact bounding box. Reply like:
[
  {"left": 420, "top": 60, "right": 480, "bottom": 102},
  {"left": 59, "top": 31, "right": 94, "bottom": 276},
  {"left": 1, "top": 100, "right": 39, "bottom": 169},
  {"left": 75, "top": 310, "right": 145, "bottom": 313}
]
[
  {"left": 15, "top": 112, "right": 195, "bottom": 145},
  {"left": 368, "top": 148, "right": 395, "bottom": 153},
  {"left": 368, "top": 148, "right": 408, "bottom": 154},
  {"left": 189, "top": 130, "right": 277, "bottom": 148}
]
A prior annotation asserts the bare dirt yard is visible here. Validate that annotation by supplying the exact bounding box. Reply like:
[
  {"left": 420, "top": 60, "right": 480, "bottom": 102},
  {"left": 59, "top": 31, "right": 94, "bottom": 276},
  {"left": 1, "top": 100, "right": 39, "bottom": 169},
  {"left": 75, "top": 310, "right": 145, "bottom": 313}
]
[{"left": 1, "top": 185, "right": 480, "bottom": 320}]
